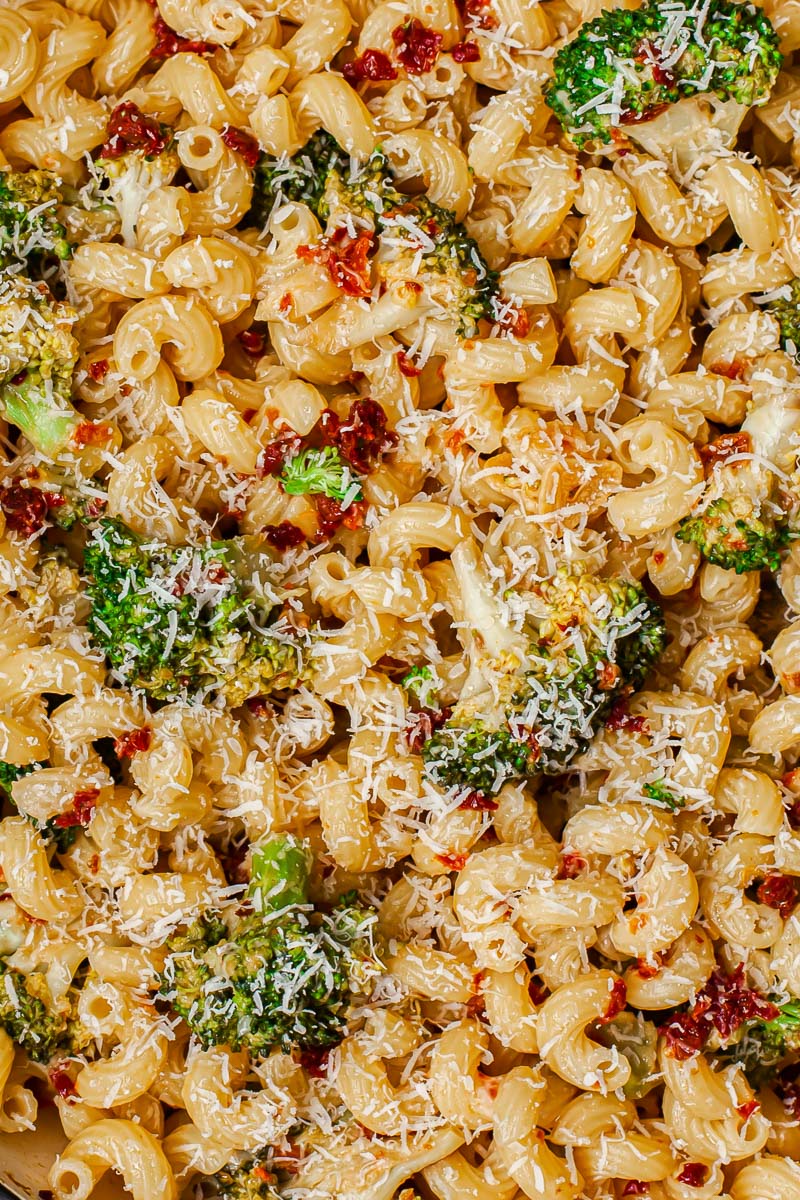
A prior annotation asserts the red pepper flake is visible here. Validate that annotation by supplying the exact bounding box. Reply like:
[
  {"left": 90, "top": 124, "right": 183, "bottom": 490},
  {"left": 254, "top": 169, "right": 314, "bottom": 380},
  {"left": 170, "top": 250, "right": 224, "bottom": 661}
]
[
  {"left": 619, "top": 102, "right": 670, "bottom": 126},
  {"left": 621, "top": 1185, "right": 650, "bottom": 1197},
  {"left": 73, "top": 420, "right": 113, "bottom": 447},
  {"left": 151, "top": 14, "right": 213, "bottom": 59},
  {"left": 496, "top": 304, "right": 530, "bottom": 338},
  {"left": 597, "top": 978, "right": 627, "bottom": 1024},
  {"left": 320, "top": 399, "right": 398, "bottom": 474},
  {"left": 756, "top": 873, "right": 798, "bottom": 920},
  {"left": 397, "top": 350, "right": 422, "bottom": 377},
  {"left": 597, "top": 660, "right": 622, "bottom": 691},
  {"left": 48, "top": 1067, "right": 77, "bottom": 1102},
  {"left": 699, "top": 431, "right": 752, "bottom": 472},
  {"left": 605, "top": 699, "right": 649, "bottom": 734},
  {"left": 676, "top": 1164, "right": 708, "bottom": 1188},
  {"left": 343, "top": 48, "right": 398, "bottom": 82},
  {"left": 114, "top": 727, "right": 152, "bottom": 758},
  {"left": 298, "top": 228, "right": 375, "bottom": 298},
  {"left": 404, "top": 706, "right": 451, "bottom": 753},
  {"left": 451, "top": 40, "right": 480, "bottom": 61},
  {"left": 238, "top": 330, "right": 266, "bottom": 357},
  {"left": 557, "top": 852, "right": 587, "bottom": 880},
  {"left": 87, "top": 358, "right": 109, "bottom": 382},
  {"left": 661, "top": 965, "right": 779, "bottom": 1059},
  {"left": 54, "top": 788, "right": 100, "bottom": 830},
  {"left": 221, "top": 123, "right": 261, "bottom": 168},
  {"left": 257, "top": 432, "right": 302, "bottom": 477},
  {"left": 264, "top": 521, "right": 306, "bottom": 551},
  {"left": 315, "top": 495, "right": 368, "bottom": 538},
  {"left": 651, "top": 550, "right": 666, "bottom": 566},
  {"left": 0, "top": 484, "right": 48, "bottom": 537},
  {"left": 435, "top": 852, "right": 468, "bottom": 871},
  {"left": 299, "top": 1047, "right": 330, "bottom": 1077},
  {"left": 737, "top": 1099, "right": 760, "bottom": 1121},
  {"left": 458, "top": 791, "right": 499, "bottom": 811},
  {"left": 392, "top": 19, "right": 443, "bottom": 73},
  {"left": 100, "top": 101, "right": 171, "bottom": 159},
  {"left": 634, "top": 953, "right": 665, "bottom": 979}
]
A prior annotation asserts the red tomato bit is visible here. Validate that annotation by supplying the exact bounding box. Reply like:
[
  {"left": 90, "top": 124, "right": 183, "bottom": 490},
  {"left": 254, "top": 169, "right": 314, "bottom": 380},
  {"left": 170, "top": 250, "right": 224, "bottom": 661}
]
[
  {"left": 298, "top": 229, "right": 375, "bottom": 298},
  {"left": 392, "top": 19, "right": 443, "bottom": 73},
  {"left": 54, "top": 788, "right": 100, "bottom": 829},
  {"left": 451, "top": 40, "right": 480, "bottom": 61},
  {"left": 756, "top": 873, "right": 799, "bottom": 920},
  {"left": 114, "top": 727, "right": 153, "bottom": 758},
  {"left": 343, "top": 49, "right": 398, "bottom": 82},
  {"left": 221, "top": 124, "right": 262, "bottom": 168},
  {"left": 264, "top": 522, "right": 307, "bottom": 551},
  {"left": 0, "top": 484, "right": 48, "bottom": 537},
  {"left": 676, "top": 1164, "right": 708, "bottom": 1188},
  {"left": 101, "top": 101, "right": 171, "bottom": 159}
]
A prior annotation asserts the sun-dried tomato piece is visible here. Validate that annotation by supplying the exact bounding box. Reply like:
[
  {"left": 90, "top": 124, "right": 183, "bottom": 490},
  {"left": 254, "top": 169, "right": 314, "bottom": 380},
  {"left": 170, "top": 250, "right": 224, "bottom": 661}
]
[
  {"left": 435, "top": 852, "right": 468, "bottom": 871},
  {"left": 150, "top": 13, "right": 213, "bottom": 59},
  {"left": 298, "top": 1047, "right": 330, "bottom": 1077},
  {"left": 455, "top": 0, "right": 498, "bottom": 30},
  {"left": 0, "top": 484, "right": 48, "bottom": 537},
  {"left": 699, "top": 431, "right": 752, "bottom": 472},
  {"left": 321, "top": 398, "right": 398, "bottom": 474},
  {"left": 392, "top": 18, "right": 443, "bottom": 73},
  {"left": 48, "top": 1066, "right": 77, "bottom": 1101},
  {"left": 451, "top": 40, "right": 480, "bottom": 61},
  {"left": 397, "top": 350, "right": 422, "bottom": 377},
  {"left": 605, "top": 699, "right": 649, "bottom": 734},
  {"left": 458, "top": 791, "right": 499, "bottom": 811},
  {"left": 757, "top": 873, "right": 799, "bottom": 920},
  {"left": 661, "top": 964, "right": 780, "bottom": 1058},
  {"left": 298, "top": 228, "right": 375, "bottom": 298},
  {"left": 87, "top": 358, "right": 110, "bottom": 382},
  {"left": 257, "top": 432, "right": 302, "bottom": 476},
  {"left": 221, "top": 123, "right": 261, "bottom": 167},
  {"left": 676, "top": 1164, "right": 708, "bottom": 1188},
  {"left": 404, "top": 706, "right": 451, "bottom": 753},
  {"left": 556, "top": 853, "right": 587, "bottom": 880},
  {"left": 597, "top": 978, "right": 627, "bottom": 1024},
  {"left": 343, "top": 49, "right": 398, "bottom": 82},
  {"left": 114, "top": 727, "right": 153, "bottom": 758},
  {"left": 495, "top": 304, "right": 530, "bottom": 337},
  {"left": 101, "top": 101, "right": 171, "bottom": 158},
  {"left": 264, "top": 521, "right": 307, "bottom": 551},
  {"left": 238, "top": 329, "right": 266, "bottom": 356}
]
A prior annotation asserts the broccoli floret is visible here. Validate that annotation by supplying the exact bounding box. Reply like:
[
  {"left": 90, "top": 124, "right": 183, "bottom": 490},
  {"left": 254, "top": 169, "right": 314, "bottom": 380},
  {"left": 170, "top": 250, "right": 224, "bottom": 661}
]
[
  {"left": 0, "top": 169, "right": 72, "bottom": 268},
  {"left": 280, "top": 446, "right": 363, "bottom": 503},
  {"left": 0, "top": 274, "right": 108, "bottom": 458},
  {"left": 677, "top": 497, "right": 791, "bottom": 573},
  {"left": 94, "top": 102, "right": 179, "bottom": 246},
  {"left": 401, "top": 665, "right": 438, "bottom": 708},
  {"left": 0, "top": 961, "right": 84, "bottom": 1063},
  {"left": 730, "top": 999, "right": 800, "bottom": 1085},
  {"left": 251, "top": 132, "right": 500, "bottom": 336},
  {"left": 0, "top": 761, "right": 37, "bottom": 802},
  {"left": 642, "top": 779, "right": 684, "bottom": 810},
  {"left": 204, "top": 1154, "right": 280, "bottom": 1200},
  {"left": 422, "top": 571, "right": 666, "bottom": 796},
  {"left": 158, "top": 834, "right": 382, "bottom": 1055},
  {"left": 765, "top": 276, "right": 800, "bottom": 357},
  {"left": 83, "top": 518, "right": 311, "bottom": 705},
  {"left": 544, "top": 0, "right": 782, "bottom": 150}
]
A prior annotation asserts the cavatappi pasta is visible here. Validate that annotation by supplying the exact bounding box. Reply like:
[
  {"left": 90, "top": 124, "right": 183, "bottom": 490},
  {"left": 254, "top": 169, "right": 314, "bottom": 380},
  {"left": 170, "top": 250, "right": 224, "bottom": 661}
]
[{"left": 6, "top": 0, "right": 800, "bottom": 1198}]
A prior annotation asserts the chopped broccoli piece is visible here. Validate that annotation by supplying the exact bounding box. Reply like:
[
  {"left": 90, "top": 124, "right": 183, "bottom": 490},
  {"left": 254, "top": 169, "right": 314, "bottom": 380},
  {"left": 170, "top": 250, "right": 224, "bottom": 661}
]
[
  {"left": 0, "top": 961, "right": 84, "bottom": 1063},
  {"left": 642, "top": 780, "right": 684, "bottom": 810},
  {"left": 545, "top": 0, "right": 782, "bottom": 150},
  {"left": 0, "top": 761, "right": 37, "bottom": 802},
  {"left": 94, "top": 102, "right": 179, "bottom": 246},
  {"left": 766, "top": 276, "right": 800, "bottom": 357},
  {"left": 280, "top": 446, "right": 363, "bottom": 503},
  {"left": 677, "top": 496, "right": 792, "bottom": 574},
  {"left": 422, "top": 571, "right": 666, "bottom": 795},
  {"left": 730, "top": 999, "right": 800, "bottom": 1085},
  {"left": 591, "top": 1010, "right": 659, "bottom": 1098},
  {"left": 0, "top": 274, "right": 107, "bottom": 458},
  {"left": 0, "top": 169, "right": 72, "bottom": 268},
  {"left": 204, "top": 1154, "right": 280, "bottom": 1200},
  {"left": 401, "top": 665, "right": 438, "bottom": 708},
  {"left": 251, "top": 132, "right": 500, "bottom": 335},
  {"left": 83, "top": 518, "right": 311, "bottom": 705},
  {"left": 158, "top": 833, "right": 382, "bottom": 1055}
]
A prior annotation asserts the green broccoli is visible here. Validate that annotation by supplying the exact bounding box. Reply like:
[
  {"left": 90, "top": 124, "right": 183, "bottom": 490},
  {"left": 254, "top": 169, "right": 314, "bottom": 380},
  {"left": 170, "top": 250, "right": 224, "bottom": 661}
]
[
  {"left": 94, "top": 101, "right": 179, "bottom": 246},
  {"left": 251, "top": 131, "right": 500, "bottom": 336},
  {"left": 204, "top": 1154, "right": 280, "bottom": 1200},
  {"left": 0, "top": 961, "right": 84, "bottom": 1063},
  {"left": 765, "top": 276, "right": 800, "bottom": 357},
  {"left": 544, "top": 0, "right": 782, "bottom": 150},
  {"left": 158, "top": 834, "right": 382, "bottom": 1055},
  {"left": 729, "top": 999, "right": 800, "bottom": 1085},
  {"left": 642, "top": 779, "right": 684, "bottom": 810},
  {"left": 83, "top": 517, "right": 311, "bottom": 705},
  {"left": 0, "top": 274, "right": 110, "bottom": 458},
  {"left": 0, "top": 169, "right": 72, "bottom": 268},
  {"left": 401, "top": 665, "right": 438, "bottom": 708},
  {"left": 678, "top": 497, "right": 791, "bottom": 573},
  {"left": 422, "top": 568, "right": 666, "bottom": 796},
  {"left": 280, "top": 446, "right": 363, "bottom": 503}
]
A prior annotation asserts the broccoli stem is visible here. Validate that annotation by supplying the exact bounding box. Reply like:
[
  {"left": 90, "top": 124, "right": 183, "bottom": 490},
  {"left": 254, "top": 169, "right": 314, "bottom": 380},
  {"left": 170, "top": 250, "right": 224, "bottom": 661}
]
[
  {"left": 249, "top": 833, "right": 311, "bottom": 913},
  {"left": 1, "top": 372, "right": 81, "bottom": 457}
]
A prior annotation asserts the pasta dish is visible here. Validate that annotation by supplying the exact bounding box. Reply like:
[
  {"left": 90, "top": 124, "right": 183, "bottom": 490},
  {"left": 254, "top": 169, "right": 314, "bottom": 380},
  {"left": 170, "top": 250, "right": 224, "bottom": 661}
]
[{"left": 4, "top": 0, "right": 800, "bottom": 1196}]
